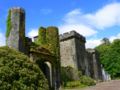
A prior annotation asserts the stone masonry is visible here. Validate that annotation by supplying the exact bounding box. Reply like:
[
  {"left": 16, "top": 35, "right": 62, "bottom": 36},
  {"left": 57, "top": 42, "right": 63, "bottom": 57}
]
[
  {"left": 60, "top": 31, "right": 103, "bottom": 80},
  {"left": 6, "top": 7, "right": 26, "bottom": 54},
  {"left": 6, "top": 7, "right": 60, "bottom": 90},
  {"left": 6, "top": 7, "right": 104, "bottom": 90},
  {"left": 86, "top": 49, "right": 103, "bottom": 80},
  {"left": 60, "top": 31, "right": 86, "bottom": 74}
]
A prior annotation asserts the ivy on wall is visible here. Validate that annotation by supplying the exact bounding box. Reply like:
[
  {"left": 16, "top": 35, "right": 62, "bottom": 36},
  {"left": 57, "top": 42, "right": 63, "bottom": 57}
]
[
  {"left": 6, "top": 10, "right": 12, "bottom": 38},
  {"left": 46, "top": 27, "right": 59, "bottom": 57},
  {"left": 36, "top": 27, "right": 46, "bottom": 45},
  {"left": 35, "top": 26, "right": 60, "bottom": 57}
]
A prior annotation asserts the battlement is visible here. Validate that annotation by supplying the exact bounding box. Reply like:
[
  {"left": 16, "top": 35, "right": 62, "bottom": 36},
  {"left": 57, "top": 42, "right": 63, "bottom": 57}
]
[
  {"left": 10, "top": 7, "right": 25, "bottom": 13},
  {"left": 60, "top": 30, "right": 86, "bottom": 42}
]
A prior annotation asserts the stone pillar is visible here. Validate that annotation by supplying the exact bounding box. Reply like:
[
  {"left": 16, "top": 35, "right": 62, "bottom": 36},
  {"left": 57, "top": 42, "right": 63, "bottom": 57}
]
[{"left": 6, "top": 7, "right": 26, "bottom": 53}]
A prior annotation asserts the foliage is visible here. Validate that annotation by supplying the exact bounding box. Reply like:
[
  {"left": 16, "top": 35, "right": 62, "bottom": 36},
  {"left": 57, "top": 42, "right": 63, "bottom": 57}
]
[
  {"left": 64, "top": 81, "right": 86, "bottom": 88},
  {"left": 95, "top": 39, "right": 120, "bottom": 78},
  {"left": 34, "top": 26, "right": 60, "bottom": 67},
  {"left": 80, "top": 76, "right": 96, "bottom": 86},
  {"left": 0, "top": 46, "right": 48, "bottom": 90},
  {"left": 35, "top": 27, "right": 46, "bottom": 45},
  {"left": 61, "top": 66, "right": 80, "bottom": 84},
  {"left": 6, "top": 10, "right": 12, "bottom": 38},
  {"left": 61, "top": 66, "right": 96, "bottom": 88},
  {"left": 61, "top": 66, "right": 89, "bottom": 87},
  {"left": 95, "top": 44, "right": 110, "bottom": 64},
  {"left": 46, "top": 27, "right": 59, "bottom": 56},
  {"left": 35, "top": 26, "right": 59, "bottom": 57}
]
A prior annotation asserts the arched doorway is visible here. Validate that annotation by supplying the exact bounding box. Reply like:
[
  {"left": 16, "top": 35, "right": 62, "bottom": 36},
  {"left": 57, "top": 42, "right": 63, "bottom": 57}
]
[{"left": 38, "top": 60, "right": 53, "bottom": 89}]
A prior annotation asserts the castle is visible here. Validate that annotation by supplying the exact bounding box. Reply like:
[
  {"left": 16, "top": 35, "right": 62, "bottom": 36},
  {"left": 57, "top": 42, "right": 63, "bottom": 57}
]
[
  {"left": 6, "top": 7, "right": 104, "bottom": 90},
  {"left": 60, "top": 31, "right": 103, "bottom": 80}
]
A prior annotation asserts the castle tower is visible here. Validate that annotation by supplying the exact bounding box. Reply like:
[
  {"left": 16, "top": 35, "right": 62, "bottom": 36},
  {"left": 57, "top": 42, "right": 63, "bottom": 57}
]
[
  {"left": 6, "top": 7, "right": 26, "bottom": 53},
  {"left": 60, "top": 31, "right": 86, "bottom": 74},
  {"left": 33, "top": 26, "right": 61, "bottom": 90}
]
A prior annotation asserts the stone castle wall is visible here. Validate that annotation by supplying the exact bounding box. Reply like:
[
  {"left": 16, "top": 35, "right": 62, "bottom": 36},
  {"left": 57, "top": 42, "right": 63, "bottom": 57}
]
[
  {"left": 60, "top": 31, "right": 103, "bottom": 80},
  {"left": 86, "top": 49, "right": 103, "bottom": 80}
]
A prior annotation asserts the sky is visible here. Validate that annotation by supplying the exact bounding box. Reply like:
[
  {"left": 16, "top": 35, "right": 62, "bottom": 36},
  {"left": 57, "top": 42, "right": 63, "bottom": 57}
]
[{"left": 0, "top": 0, "right": 120, "bottom": 48}]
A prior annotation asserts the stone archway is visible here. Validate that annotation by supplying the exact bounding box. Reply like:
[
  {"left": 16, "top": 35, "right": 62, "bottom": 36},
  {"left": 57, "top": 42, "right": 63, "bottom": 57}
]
[
  {"left": 30, "top": 46, "right": 59, "bottom": 90},
  {"left": 39, "top": 61, "right": 53, "bottom": 88}
]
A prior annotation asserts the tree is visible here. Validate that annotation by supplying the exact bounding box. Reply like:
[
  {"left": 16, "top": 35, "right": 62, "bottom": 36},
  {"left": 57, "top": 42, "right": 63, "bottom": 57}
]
[
  {"left": 96, "top": 39, "right": 120, "bottom": 78},
  {"left": 0, "top": 46, "right": 48, "bottom": 90}
]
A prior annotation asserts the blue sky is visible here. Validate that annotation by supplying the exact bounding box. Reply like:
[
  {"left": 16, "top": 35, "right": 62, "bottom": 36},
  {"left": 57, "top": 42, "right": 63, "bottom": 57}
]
[{"left": 0, "top": 0, "right": 120, "bottom": 48}]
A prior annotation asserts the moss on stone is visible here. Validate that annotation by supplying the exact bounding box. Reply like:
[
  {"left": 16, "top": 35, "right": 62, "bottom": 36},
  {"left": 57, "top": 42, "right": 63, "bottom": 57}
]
[
  {"left": 46, "top": 26, "right": 59, "bottom": 56},
  {"left": 6, "top": 10, "right": 12, "bottom": 38},
  {"left": 34, "top": 26, "right": 60, "bottom": 66},
  {"left": 35, "top": 27, "right": 46, "bottom": 45},
  {"left": 34, "top": 26, "right": 60, "bottom": 56}
]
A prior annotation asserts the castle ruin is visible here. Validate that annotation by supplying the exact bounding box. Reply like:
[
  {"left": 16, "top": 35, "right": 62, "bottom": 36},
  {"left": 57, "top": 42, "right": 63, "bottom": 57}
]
[
  {"left": 6, "top": 7, "right": 104, "bottom": 90},
  {"left": 6, "top": 7, "right": 60, "bottom": 90}
]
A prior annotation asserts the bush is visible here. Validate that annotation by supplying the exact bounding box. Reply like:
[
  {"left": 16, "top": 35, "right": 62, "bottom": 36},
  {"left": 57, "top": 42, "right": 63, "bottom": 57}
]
[
  {"left": 80, "top": 76, "right": 96, "bottom": 86},
  {"left": 0, "top": 46, "right": 49, "bottom": 90},
  {"left": 65, "top": 81, "right": 85, "bottom": 88},
  {"left": 61, "top": 66, "right": 80, "bottom": 86}
]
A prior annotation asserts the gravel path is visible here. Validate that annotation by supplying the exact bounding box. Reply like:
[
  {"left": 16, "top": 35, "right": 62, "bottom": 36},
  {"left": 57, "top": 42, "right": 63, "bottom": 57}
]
[{"left": 61, "top": 80, "right": 120, "bottom": 90}]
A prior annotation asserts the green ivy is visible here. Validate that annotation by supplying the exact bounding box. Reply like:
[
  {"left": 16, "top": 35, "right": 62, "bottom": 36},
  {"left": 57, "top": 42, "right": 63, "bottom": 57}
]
[
  {"left": 35, "top": 26, "right": 60, "bottom": 57},
  {"left": 35, "top": 27, "right": 46, "bottom": 45},
  {"left": 6, "top": 10, "right": 12, "bottom": 38},
  {"left": 34, "top": 26, "right": 60, "bottom": 67},
  {"left": 46, "top": 27, "right": 59, "bottom": 56}
]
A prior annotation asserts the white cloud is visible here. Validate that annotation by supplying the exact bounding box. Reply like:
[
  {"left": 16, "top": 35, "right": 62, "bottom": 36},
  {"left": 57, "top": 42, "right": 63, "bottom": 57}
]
[
  {"left": 109, "top": 33, "right": 120, "bottom": 42},
  {"left": 27, "top": 29, "right": 38, "bottom": 38},
  {"left": 26, "top": 3, "right": 120, "bottom": 48},
  {"left": 59, "top": 2, "right": 120, "bottom": 48},
  {"left": 86, "top": 33, "right": 120, "bottom": 48},
  {"left": 59, "top": 24, "right": 97, "bottom": 37},
  {"left": 59, "top": 9, "right": 97, "bottom": 37},
  {"left": 86, "top": 3, "right": 120, "bottom": 29},
  {"left": 59, "top": 2, "right": 120, "bottom": 37},
  {"left": 0, "top": 32, "right": 5, "bottom": 46},
  {"left": 86, "top": 39, "right": 101, "bottom": 48}
]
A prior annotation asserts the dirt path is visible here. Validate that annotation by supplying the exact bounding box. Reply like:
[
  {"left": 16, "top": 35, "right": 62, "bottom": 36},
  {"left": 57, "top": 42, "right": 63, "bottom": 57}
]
[{"left": 61, "top": 80, "right": 120, "bottom": 90}]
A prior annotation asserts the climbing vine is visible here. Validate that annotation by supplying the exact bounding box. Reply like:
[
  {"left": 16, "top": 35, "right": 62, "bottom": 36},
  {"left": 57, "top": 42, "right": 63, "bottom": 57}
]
[
  {"left": 35, "top": 26, "right": 60, "bottom": 56},
  {"left": 46, "top": 26, "right": 59, "bottom": 56},
  {"left": 35, "top": 27, "right": 46, "bottom": 45},
  {"left": 34, "top": 26, "right": 60, "bottom": 66},
  {"left": 6, "top": 10, "right": 12, "bottom": 38}
]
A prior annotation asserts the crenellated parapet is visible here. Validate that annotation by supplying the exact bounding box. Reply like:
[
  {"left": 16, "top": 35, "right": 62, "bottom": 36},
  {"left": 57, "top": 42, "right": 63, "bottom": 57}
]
[
  {"left": 60, "top": 31, "right": 86, "bottom": 43},
  {"left": 10, "top": 7, "right": 25, "bottom": 13}
]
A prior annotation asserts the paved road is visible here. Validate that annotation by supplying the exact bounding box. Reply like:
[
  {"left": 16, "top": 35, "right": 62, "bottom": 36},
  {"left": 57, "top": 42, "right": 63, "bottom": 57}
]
[
  {"left": 83, "top": 80, "right": 120, "bottom": 90},
  {"left": 62, "top": 80, "right": 120, "bottom": 90}
]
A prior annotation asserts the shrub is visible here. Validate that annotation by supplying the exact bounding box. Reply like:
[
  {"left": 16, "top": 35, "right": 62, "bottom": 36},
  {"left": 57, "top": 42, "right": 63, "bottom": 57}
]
[
  {"left": 80, "top": 76, "right": 96, "bottom": 86},
  {"left": 65, "top": 81, "right": 85, "bottom": 88},
  {"left": 61, "top": 66, "right": 80, "bottom": 87},
  {"left": 0, "top": 46, "right": 49, "bottom": 90}
]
